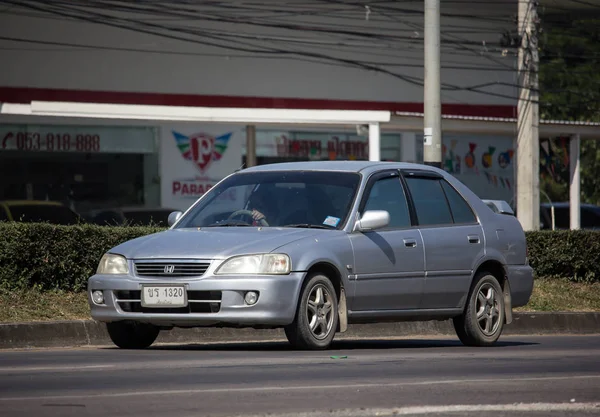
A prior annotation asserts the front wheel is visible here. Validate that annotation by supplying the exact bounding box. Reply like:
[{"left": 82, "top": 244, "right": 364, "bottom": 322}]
[
  {"left": 284, "top": 273, "right": 338, "bottom": 350},
  {"left": 106, "top": 321, "right": 160, "bottom": 349},
  {"left": 453, "top": 272, "right": 505, "bottom": 347}
]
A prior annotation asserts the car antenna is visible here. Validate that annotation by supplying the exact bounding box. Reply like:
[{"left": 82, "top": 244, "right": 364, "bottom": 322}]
[{"left": 235, "top": 162, "right": 246, "bottom": 172}]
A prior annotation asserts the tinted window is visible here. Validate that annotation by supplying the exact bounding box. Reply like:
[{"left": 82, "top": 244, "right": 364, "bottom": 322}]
[
  {"left": 441, "top": 181, "right": 477, "bottom": 224},
  {"left": 0, "top": 206, "right": 7, "bottom": 221},
  {"left": 92, "top": 211, "right": 123, "bottom": 226},
  {"left": 124, "top": 210, "right": 172, "bottom": 227},
  {"left": 8, "top": 204, "right": 80, "bottom": 225},
  {"left": 363, "top": 176, "right": 411, "bottom": 228},
  {"left": 405, "top": 177, "right": 453, "bottom": 226},
  {"left": 581, "top": 207, "right": 600, "bottom": 229}
]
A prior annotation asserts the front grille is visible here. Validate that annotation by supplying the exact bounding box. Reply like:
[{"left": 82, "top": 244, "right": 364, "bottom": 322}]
[
  {"left": 115, "top": 290, "right": 222, "bottom": 314},
  {"left": 134, "top": 261, "right": 210, "bottom": 277}
]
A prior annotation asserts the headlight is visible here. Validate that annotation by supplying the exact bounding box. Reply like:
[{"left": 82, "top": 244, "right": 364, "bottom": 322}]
[
  {"left": 215, "top": 254, "right": 291, "bottom": 275},
  {"left": 96, "top": 253, "right": 129, "bottom": 275}
]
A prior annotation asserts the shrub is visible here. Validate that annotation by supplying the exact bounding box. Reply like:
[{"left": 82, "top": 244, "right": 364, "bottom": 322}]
[
  {"left": 0, "top": 222, "right": 165, "bottom": 291},
  {"left": 526, "top": 230, "right": 600, "bottom": 283},
  {"left": 1, "top": 223, "right": 599, "bottom": 292}
]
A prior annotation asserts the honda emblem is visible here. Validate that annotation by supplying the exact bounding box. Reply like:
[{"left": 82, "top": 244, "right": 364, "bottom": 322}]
[{"left": 164, "top": 265, "right": 175, "bottom": 274}]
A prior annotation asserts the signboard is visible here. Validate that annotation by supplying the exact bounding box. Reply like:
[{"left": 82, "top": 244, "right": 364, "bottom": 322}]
[
  {"left": 253, "top": 130, "right": 369, "bottom": 160},
  {"left": 0, "top": 124, "right": 156, "bottom": 154},
  {"left": 160, "top": 125, "right": 244, "bottom": 211}
]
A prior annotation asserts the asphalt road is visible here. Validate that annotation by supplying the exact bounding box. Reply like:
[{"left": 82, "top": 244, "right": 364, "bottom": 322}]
[{"left": 1, "top": 335, "right": 599, "bottom": 417}]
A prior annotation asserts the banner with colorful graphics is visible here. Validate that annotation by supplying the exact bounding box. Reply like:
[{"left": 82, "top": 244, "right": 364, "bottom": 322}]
[
  {"left": 441, "top": 134, "right": 515, "bottom": 203},
  {"left": 160, "top": 125, "right": 244, "bottom": 211}
]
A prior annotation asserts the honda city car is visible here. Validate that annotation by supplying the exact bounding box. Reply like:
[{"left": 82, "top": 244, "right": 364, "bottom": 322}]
[{"left": 88, "top": 161, "right": 533, "bottom": 350}]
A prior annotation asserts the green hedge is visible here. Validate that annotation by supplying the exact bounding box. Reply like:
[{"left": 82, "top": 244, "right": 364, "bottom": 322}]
[
  {"left": 526, "top": 230, "right": 600, "bottom": 283},
  {"left": 0, "top": 222, "right": 165, "bottom": 292},
  {"left": 1, "top": 223, "right": 599, "bottom": 292}
]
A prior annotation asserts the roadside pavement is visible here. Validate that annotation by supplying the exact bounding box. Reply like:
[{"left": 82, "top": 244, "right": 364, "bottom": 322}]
[{"left": 1, "top": 312, "right": 599, "bottom": 349}]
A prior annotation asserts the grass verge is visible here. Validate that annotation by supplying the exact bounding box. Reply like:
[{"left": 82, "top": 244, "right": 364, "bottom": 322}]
[{"left": 1, "top": 277, "right": 599, "bottom": 323}]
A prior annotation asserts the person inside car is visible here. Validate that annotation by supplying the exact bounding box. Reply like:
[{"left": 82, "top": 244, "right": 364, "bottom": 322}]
[{"left": 247, "top": 186, "right": 278, "bottom": 226}]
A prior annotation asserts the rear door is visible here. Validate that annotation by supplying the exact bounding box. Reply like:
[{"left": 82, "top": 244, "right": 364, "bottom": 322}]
[{"left": 403, "top": 171, "right": 484, "bottom": 310}]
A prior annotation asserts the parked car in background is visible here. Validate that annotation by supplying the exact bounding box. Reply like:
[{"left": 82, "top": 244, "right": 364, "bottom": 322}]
[
  {"left": 540, "top": 202, "right": 600, "bottom": 230},
  {"left": 88, "top": 161, "right": 533, "bottom": 350},
  {"left": 0, "top": 200, "right": 81, "bottom": 225},
  {"left": 83, "top": 206, "right": 178, "bottom": 227},
  {"left": 497, "top": 200, "right": 600, "bottom": 230}
]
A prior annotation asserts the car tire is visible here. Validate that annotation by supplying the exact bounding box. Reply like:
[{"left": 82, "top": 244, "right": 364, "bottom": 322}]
[
  {"left": 284, "top": 273, "right": 339, "bottom": 350},
  {"left": 453, "top": 272, "right": 505, "bottom": 347},
  {"left": 106, "top": 321, "right": 160, "bottom": 349}
]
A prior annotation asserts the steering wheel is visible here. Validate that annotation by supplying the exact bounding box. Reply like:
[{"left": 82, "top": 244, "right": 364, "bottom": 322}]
[{"left": 228, "top": 209, "right": 269, "bottom": 227}]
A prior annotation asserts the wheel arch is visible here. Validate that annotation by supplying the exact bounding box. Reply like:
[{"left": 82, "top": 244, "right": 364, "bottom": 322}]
[
  {"left": 304, "top": 261, "right": 348, "bottom": 333},
  {"left": 472, "top": 258, "right": 513, "bottom": 324}
]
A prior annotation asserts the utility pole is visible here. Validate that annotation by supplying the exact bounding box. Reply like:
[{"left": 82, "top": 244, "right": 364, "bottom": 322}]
[
  {"left": 246, "top": 125, "right": 257, "bottom": 167},
  {"left": 516, "top": 0, "right": 540, "bottom": 230},
  {"left": 423, "top": 0, "right": 442, "bottom": 168}
]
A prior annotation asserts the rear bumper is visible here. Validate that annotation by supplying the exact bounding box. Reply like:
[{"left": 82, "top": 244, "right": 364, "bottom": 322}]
[{"left": 506, "top": 265, "right": 534, "bottom": 307}]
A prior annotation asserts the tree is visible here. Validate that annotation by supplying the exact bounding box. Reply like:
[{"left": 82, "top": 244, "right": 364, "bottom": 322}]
[{"left": 538, "top": 14, "right": 600, "bottom": 205}]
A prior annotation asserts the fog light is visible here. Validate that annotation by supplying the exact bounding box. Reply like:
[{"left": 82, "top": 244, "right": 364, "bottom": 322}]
[
  {"left": 92, "top": 290, "right": 104, "bottom": 305},
  {"left": 244, "top": 291, "right": 258, "bottom": 305}
]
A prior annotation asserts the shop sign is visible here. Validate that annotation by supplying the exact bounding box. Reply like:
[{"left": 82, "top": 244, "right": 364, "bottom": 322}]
[
  {"left": 255, "top": 131, "right": 369, "bottom": 160},
  {"left": 0, "top": 124, "right": 156, "bottom": 154},
  {"left": 160, "top": 125, "right": 244, "bottom": 211}
]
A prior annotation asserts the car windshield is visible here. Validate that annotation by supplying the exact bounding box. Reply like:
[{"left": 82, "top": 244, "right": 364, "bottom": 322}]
[{"left": 174, "top": 170, "right": 360, "bottom": 229}]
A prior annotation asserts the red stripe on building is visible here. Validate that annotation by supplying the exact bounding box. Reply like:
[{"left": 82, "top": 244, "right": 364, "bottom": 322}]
[{"left": 0, "top": 86, "right": 517, "bottom": 119}]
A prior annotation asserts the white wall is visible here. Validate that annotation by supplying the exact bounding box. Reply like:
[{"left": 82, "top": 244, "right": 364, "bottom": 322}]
[{"left": 0, "top": 1, "right": 518, "bottom": 106}]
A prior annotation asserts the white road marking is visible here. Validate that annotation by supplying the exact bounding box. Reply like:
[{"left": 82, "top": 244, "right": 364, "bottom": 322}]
[
  {"left": 0, "top": 364, "right": 116, "bottom": 373},
  {"left": 255, "top": 403, "right": 600, "bottom": 416},
  {"left": 369, "top": 403, "right": 600, "bottom": 415},
  {"left": 1, "top": 374, "right": 599, "bottom": 402}
]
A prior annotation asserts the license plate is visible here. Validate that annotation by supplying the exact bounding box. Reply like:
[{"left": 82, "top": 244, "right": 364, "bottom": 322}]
[{"left": 141, "top": 285, "right": 187, "bottom": 308}]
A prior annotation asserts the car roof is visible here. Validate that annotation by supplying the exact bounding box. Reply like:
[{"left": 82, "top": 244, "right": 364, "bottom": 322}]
[
  {"left": 0, "top": 200, "right": 64, "bottom": 207},
  {"left": 541, "top": 202, "right": 600, "bottom": 209},
  {"left": 241, "top": 160, "right": 441, "bottom": 175},
  {"left": 84, "top": 206, "right": 176, "bottom": 214}
]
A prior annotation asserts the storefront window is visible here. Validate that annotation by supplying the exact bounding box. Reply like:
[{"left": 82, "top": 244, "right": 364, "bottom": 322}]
[
  {"left": 0, "top": 124, "right": 159, "bottom": 220},
  {"left": 242, "top": 129, "right": 403, "bottom": 164}
]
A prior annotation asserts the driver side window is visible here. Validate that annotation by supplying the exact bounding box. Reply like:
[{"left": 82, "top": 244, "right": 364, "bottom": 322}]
[{"left": 363, "top": 176, "right": 412, "bottom": 229}]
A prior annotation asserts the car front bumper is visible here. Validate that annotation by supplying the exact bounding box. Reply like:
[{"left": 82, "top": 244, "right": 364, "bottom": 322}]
[{"left": 87, "top": 272, "right": 305, "bottom": 328}]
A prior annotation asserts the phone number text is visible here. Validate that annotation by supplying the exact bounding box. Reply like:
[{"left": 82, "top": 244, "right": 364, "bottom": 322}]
[{"left": 2, "top": 132, "right": 101, "bottom": 152}]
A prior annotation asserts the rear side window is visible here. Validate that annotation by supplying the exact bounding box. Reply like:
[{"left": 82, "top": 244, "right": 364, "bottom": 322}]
[
  {"left": 405, "top": 177, "right": 453, "bottom": 225},
  {"left": 440, "top": 181, "right": 477, "bottom": 224}
]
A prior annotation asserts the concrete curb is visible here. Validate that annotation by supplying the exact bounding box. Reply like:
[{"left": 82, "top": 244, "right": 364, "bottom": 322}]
[{"left": 1, "top": 312, "right": 599, "bottom": 349}]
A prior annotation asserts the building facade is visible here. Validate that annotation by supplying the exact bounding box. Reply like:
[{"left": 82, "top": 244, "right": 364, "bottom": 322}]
[{"left": 0, "top": 1, "right": 532, "bottom": 214}]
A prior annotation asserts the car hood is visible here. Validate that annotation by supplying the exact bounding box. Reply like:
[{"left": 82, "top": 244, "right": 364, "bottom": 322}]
[{"left": 109, "top": 227, "right": 326, "bottom": 259}]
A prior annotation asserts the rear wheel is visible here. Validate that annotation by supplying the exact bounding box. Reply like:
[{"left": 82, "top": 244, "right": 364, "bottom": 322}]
[
  {"left": 106, "top": 321, "right": 160, "bottom": 349},
  {"left": 284, "top": 273, "right": 338, "bottom": 350},
  {"left": 453, "top": 272, "right": 505, "bottom": 347}
]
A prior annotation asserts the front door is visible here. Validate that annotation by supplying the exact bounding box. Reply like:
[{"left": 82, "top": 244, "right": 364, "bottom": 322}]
[{"left": 350, "top": 171, "right": 425, "bottom": 311}]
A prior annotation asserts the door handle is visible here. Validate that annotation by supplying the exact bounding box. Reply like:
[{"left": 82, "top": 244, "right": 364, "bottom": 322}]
[
  {"left": 403, "top": 238, "right": 417, "bottom": 248},
  {"left": 468, "top": 235, "right": 480, "bottom": 244}
]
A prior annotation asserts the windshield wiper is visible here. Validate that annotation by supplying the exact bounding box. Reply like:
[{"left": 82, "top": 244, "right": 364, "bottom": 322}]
[
  {"left": 283, "top": 223, "right": 334, "bottom": 229},
  {"left": 205, "top": 220, "right": 252, "bottom": 227}
]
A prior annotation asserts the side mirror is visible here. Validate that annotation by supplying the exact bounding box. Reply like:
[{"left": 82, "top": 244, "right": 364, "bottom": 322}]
[
  {"left": 482, "top": 200, "right": 514, "bottom": 216},
  {"left": 167, "top": 211, "right": 183, "bottom": 227},
  {"left": 355, "top": 210, "right": 389, "bottom": 232}
]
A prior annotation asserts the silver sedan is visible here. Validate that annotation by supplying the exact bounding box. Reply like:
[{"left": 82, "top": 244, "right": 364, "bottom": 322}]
[{"left": 88, "top": 161, "right": 533, "bottom": 350}]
